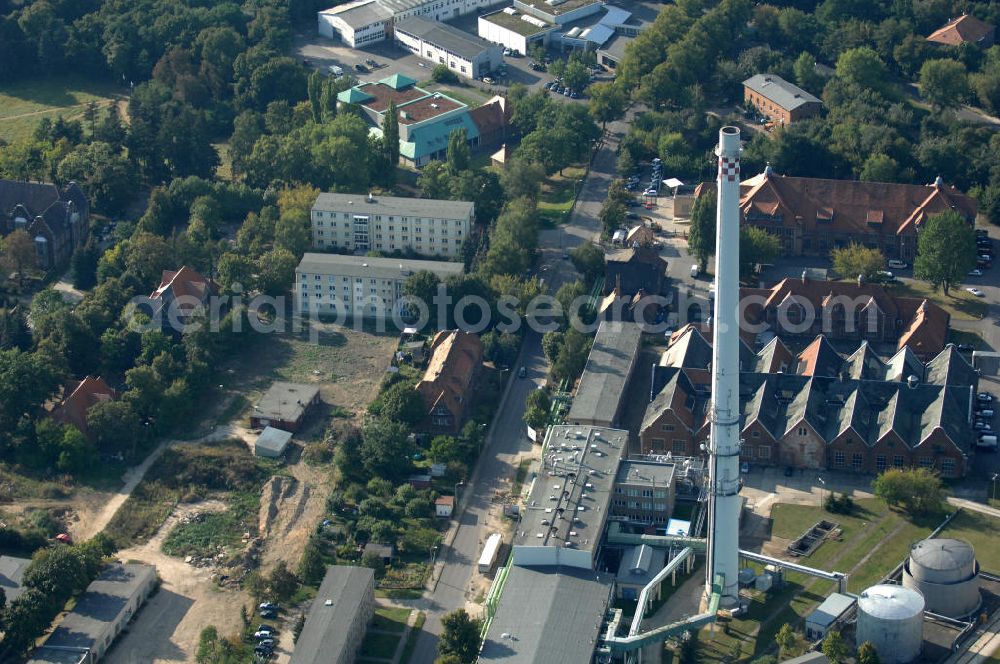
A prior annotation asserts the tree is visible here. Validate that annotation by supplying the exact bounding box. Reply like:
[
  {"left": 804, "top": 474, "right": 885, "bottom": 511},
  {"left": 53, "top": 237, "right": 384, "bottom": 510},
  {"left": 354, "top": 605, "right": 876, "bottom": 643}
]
[
  {"left": 793, "top": 52, "right": 823, "bottom": 93},
  {"left": 913, "top": 211, "right": 976, "bottom": 295},
  {"left": 859, "top": 153, "right": 899, "bottom": 182},
  {"left": 71, "top": 240, "right": 101, "bottom": 290},
  {"left": 500, "top": 158, "right": 544, "bottom": 201},
  {"left": 872, "top": 467, "right": 947, "bottom": 515},
  {"left": 920, "top": 59, "right": 969, "bottom": 110},
  {"left": 382, "top": 100, "right": 400, "bottom": 180},
  {"left": 430, "top": 435, "right": 466, "bottom": 464},
  {"left": 274, "top": 209, "right": 310, "bottom": 257},
  {"left": 371, "top": 382, "right": 426, "bottom": 426},
  {"left": 599, "top": 198, "right": 626, "bottom": 237},
  {"left": 360, "top": 550, "right": 385, "bottom": 576},
  {"left": 857, "top": 641, "right": 881, "bottom": 664},
  {"left": 447, "top": 128, "right": 470, "bottom": 175},
  {"left": 775, "top": 623, "right": 796, "bottom": 658},
  {"left": 56, "top": 142, "right": 136, "bottom": 215},
  {"left": 822, "top": 630, "right": 850, "bottom": 664},
  {"left": 835, "top": 47, "right": 889, "bottom": 92},
  {"left": 1, "top": 229, "right": 37, "bottom": 287},
  {"left": 361, "top": 417, "right": 414, "bottom": 481},
  {"left": 588, "top": 82, "right": 626, "bottom": 129},
  {"left": 688, "top": 192, "right": 716, "bottom": 272},
  {"left": 438, "top": 609, "right": 482, "bottom": 664},
  {"left": 255, "top": 247, "right": 297, "bottom": 296},
  {"left": 418, "top": 161, "right": 451, "bottom": 199},
  {"left": 87, "top": 399, "right": 143, "bottom": 457},
  {"left": 831, "top": 243, "right": 885, "bottom": 281},
  {"left": 552, "top": 328, "right": 591, "bottom": 383},
  {"left": 523, "top": 388, "right": 551, "bottom": 430},
  {"left": 298, "top": 538, "right": 325, "bottom": 587},
  {"left": 571, "top": 242, "right": 605, "bottom": 282},
  {"left": 268, "top": 561, "right": 299, "bottom": 602},
  {"left": 431, "top": 64, "right": 459, "bottom": 84},
  {"left": 739, "top": 226, "right": 780, "bottom": 282},
  {"left": 563, "top": 58, "right": 589, "bottom": 92}
]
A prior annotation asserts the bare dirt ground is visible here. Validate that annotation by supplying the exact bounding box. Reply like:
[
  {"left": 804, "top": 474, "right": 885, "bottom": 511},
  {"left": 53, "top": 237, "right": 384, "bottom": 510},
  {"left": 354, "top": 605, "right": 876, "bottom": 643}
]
[
  {"left": 0, "top": 489, "right": 111, "bottom": 542},
  {"left": 258, "top": 459, "right": 332, "bottom": 571},
  {"left": 104, "top": 501, "right": 250, "bottom": 664}
]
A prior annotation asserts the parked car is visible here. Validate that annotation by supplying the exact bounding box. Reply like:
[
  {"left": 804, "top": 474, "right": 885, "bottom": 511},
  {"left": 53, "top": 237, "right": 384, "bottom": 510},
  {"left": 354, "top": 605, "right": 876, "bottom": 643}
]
[
  {"left": 328, "top": 65, "right": 343, "bottom": 76},
  {"left": 260, "top": 609, "right": 278, "bottom": 619},
  {"left": 253, "top": 630, "right": 274, "bottom": 640},
  {"left": 887, "top": 259, "right": 907, "bottom": 269},
  {"left": 969, "top": 269, "right": 984, "bottom": 277},
  {"left": 354, "top": 63, "right": 367, "bottom": 73},
  {"left": 966, "top": 287, "right": 985, "bottom": 297},
  {"left": 257, "top": 638, "right": 276, "bottom": 648},
  {"left": 570, "top": 91, "right": 579, "bottom": 98},
  {"left": 978, "top": 392, "right": 994, "bottom": 402},
  {"left": 563, "top": 87, "right": 571, "bottom": 96},
  {"left": 518, "top": 366, "right": 526, "bottom": 378},
  {"left": 259, "top": 602, "right": 280, "bottom": 611},
  {"left": 482, "top": 76, "right": 495, "bottom": 84},
  {"left": 977, "top": 409, "right": 995, "bottom": 418}
]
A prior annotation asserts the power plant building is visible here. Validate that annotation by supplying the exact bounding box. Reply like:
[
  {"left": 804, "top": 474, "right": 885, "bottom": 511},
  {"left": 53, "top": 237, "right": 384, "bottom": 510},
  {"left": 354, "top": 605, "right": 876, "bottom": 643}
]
[
  {"left": 856, "top": 584, "right": 925, "bottom": 664},
  {"left": 566, "top": 320, "right": 643, "bottom": 429},
  {"left": 902, "top": 538, "right": 981, "bottom": 618}
]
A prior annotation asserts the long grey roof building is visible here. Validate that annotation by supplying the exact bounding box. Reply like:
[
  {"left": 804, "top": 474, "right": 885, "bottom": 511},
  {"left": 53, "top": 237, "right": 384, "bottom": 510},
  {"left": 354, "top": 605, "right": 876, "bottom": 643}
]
[
  {"left": 567, "top": 321, "right": 643, "bottom": 429},
  {"left": 312, "top": 192, "right": 473, "bottom": 220},
  {"left": 291, "top": 566, "right": 375, "bottom": 664},
  {"left": 395, "top": 16, "right": 497, "bottom": 60},
  {"left": 743, "top": 73, "right": 821, "bottom": 111}
]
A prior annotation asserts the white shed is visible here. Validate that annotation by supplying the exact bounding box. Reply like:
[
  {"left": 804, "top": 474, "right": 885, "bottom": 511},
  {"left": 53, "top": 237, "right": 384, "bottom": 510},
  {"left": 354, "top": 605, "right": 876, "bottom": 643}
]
[{"left": 255, "top": 426, "right": 293, "bottom": 458}]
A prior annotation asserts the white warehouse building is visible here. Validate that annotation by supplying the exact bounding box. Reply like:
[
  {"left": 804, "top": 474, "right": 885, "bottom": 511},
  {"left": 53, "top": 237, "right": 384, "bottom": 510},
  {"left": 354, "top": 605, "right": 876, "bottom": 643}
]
[
  {"left": 295, "top": 253, "right": 463, "bottom": 319},
  {"left": 395, "top": 16, "right": 502, "bottom": 79},
  {"left": 311, "top": 192, "right": 473, "bottom": 258},
  {"left": 319, "top": 0, "right": 505, "bottom": 48}
]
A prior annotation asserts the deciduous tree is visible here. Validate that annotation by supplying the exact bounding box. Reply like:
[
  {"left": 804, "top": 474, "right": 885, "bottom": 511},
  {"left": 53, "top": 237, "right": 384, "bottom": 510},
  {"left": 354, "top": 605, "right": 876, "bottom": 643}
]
[
  {"left": 438, "top": 609, "right": 482, "bottom": 664},
  {"left": 872, "top": 467, "right": 947, "bottom": 515},
  {"left": 913, "top": 211, "right": 976, "bottom": 295},
  {"left": 831, "top": 243, "right": 885, "bottom": 280},
  {"left": 919, "top": 59, "right": 969, "bottom": 110},
  {"left": 688, "top": 192, "right": 716, "bottom": 272}
]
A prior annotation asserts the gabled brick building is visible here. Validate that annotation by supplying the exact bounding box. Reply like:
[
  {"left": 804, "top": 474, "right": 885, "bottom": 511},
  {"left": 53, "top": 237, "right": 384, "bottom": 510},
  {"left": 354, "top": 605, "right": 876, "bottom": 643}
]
[
  {"left": 0, "top": 180, "right": 89, "bottom": 269},
  {"left": 708, "top": 168, "right": 978, "bottom": 262},
  {"left": 51, "top": 376, "right": 118, "bottom": 440},
  {"left": 416, "top": 330, "right": 483, "bottom": 434},
  {"left": 640, "top": 327, "right": 976, "bottom": 477},
  {"left": 926, "top": 14, "right": 995, "bottom": 48}
]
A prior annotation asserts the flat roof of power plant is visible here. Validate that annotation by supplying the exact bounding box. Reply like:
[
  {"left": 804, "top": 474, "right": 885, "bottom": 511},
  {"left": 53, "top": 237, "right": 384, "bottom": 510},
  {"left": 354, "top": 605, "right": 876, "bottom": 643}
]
[
  {"left": 296, "top": 253, "right": 464, "bottom": 280},
  {"left": 515, "top": 425, "right": 627, "bottom": 554},
  {"left": 479, "top": 565, "right": 613, "bottom": 663}
]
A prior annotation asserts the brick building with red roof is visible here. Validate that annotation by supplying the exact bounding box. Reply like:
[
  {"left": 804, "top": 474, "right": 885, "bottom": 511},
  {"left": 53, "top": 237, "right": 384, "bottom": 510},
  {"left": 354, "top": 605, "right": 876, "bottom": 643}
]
[
  {"left": 926, "top": 14, "right": 995, "bottom": 48},
  {"left": 416, "top": 330, "right": 483, "bottom": 434},
  {"left": 51, "top": 376, "right": 118, "bottom": 440}
]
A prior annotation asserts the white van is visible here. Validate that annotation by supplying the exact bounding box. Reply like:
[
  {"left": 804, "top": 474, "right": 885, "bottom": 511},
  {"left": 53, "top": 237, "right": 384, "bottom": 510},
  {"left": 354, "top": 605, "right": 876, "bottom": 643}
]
[
  {"left": 690, "top": 264, "right": 699, "bottom": 278},
  {"left": 977, "top": 435, "right": 997, "bottom": 449},
  {"left": 328, "top": 65, "right": 344, "bottom": 76},
  {"left": 887, "top": 259, "right": 907, "bottom": 269}
]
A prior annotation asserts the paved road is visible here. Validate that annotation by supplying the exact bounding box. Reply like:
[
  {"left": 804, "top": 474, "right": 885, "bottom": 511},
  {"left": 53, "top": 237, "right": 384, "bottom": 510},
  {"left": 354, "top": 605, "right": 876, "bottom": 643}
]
[{"left": 402, "top": 111, "right": 632, "bottom": 662}]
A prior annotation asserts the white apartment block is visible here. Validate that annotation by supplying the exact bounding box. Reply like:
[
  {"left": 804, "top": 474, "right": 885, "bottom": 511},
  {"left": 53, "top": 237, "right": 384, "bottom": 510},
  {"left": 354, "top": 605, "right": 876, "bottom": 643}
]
[
  {"left": 319, "top": 0, "right": 504, "bottom": 47},
  {"left": 311, "top": 192, "right": 473, "bottom": 258},
  {"left": 295, "top": 253, "right": 464, "bottom": 318}
]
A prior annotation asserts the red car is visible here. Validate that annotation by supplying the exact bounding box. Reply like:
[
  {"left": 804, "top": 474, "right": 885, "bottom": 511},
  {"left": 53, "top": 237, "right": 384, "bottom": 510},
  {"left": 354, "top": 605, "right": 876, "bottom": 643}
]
[{"left": 55, "top": 533, "right": 73, "bottom": 544}]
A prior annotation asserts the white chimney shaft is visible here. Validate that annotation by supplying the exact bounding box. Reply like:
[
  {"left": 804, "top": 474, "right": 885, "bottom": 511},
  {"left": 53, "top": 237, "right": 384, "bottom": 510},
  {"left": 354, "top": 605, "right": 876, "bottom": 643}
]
[{"left": 706, "top": 126, "right": 743, "bottom": 608}]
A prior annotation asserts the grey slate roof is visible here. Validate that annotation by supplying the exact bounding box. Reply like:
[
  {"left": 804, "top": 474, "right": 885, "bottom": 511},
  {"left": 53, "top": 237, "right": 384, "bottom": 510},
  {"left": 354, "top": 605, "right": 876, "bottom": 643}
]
[
  {"left": 313, "top": 191, "right": 473, "bottom": 220},
  {"left": 567, "top": 321, "right": 643, "bottom": 426},
  {"left": 616, "top": 544, "right": 666, "bottom": 587},
  {"left": 743, "top": 74, "right": 821, "bottom": 111},
  {"left": 806, "top": 592, "right": 855, "bottom": 628},
  {"left": 395, "top": 16, "right": 497, "bottom": 60},
  {"left": 254, "top": 382, "right": 319, "bottom": 422},
  {"left": 291, "top": 566, "right": 374, "bottom": 664},
  {"left": 479, "top": 565, "right": 613, "bottom": 663},
  {"left": 0, "top": 179, "right": 88, "bottom": 236}
]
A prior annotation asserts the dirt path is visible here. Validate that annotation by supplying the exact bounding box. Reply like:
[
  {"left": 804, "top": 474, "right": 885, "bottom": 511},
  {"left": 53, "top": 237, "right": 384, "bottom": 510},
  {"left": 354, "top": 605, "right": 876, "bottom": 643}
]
[
  {"left": 104, "top": 501, "right": 250, "bottom": 664},
  {"left": 0, "top": 98, "right": 118, "bottom": 123}
]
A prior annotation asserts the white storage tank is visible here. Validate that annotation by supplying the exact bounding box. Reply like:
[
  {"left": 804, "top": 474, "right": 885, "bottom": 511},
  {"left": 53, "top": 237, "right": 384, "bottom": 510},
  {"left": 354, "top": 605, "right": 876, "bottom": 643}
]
[
  {"left": 856, "top": 585, "right": 924, "bottom": 664},
  {"left": 902, "top": 538, "right": 981, "bottom": 618}
]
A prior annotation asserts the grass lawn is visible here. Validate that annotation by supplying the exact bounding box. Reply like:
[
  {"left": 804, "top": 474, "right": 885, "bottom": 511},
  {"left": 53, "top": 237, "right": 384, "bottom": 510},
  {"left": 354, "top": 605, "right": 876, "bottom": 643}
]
[
  {"left": 399, "top": 611, "right": 426, "bottom": 664},
  {"left": 161, "top": 491, "right": 259, "bottom": 558},
  {"left": 375, "top": 588, "right": 423, "bottom": 600},
  {"left": 0, "top": 75, "right": 122, "bottom": 143},
  {"left": 538, "top": 166, "right": 587, "bottom": 227},
  {"left": 889, "top": 280, "right": 987, "bottom": 321},
  {"left": 372, "top": 606, "right": 411, "bottom": 634},
  {"left": 359, "top": 631, "right": 401, "bottom": 659},
  {"left": 940, "top": 509, "right": 1000, "bottom": 573},
  {"left": 949, "top": 328, "right": 989, "bottom": 351},
  {"left": 213, "top": 142, "right": 233, "bottom": 181}
]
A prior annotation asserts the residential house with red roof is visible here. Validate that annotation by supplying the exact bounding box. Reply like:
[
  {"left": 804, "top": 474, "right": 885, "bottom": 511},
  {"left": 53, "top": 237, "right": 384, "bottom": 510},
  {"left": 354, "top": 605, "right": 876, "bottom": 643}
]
[
  {"left": 148, "top": 266, "right": 218, "bottom": 328},
  {"left": 926, "top": 14, "right": 995, "bottom": 48},
  {"left": 416, "top": 330, "right": 483, "bottom": 434},
  {"left": 715, "top": 167, "right": 977, "bottom": 262},
  {"left": 51, "top": 376, "right": 118, "bottom": 440}
]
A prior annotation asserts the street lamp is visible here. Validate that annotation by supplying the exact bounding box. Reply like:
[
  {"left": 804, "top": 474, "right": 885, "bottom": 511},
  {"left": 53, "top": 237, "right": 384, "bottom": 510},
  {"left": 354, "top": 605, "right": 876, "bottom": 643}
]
[
  {"left": 817, "top": 476, "right": 826, "bottom": 509},
  {"left": 992, "top": 473, "right": 999, "bottom": 503},
  {"left": 454, "top": 480, "right": 465, "bottom": 507},
  {"left": 429, "top": 544, "right": 439, "bottom": 566}
]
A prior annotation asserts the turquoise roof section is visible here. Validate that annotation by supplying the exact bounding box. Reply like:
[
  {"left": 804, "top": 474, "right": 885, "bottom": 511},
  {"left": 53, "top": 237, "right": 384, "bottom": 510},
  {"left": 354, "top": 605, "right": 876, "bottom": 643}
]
[
  {"left": 400, "top": 109, "right": 480, "bottom": 161},
  {"left": 337, "top": 86, "right": 374, "bottom": 104},
  {"left": 379, "top": 73, "right": 417, "bottom": 90}
]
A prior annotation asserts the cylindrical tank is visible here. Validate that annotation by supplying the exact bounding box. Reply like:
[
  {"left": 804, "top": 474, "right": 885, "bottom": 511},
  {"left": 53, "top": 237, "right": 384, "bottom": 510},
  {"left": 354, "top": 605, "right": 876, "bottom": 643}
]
[
  {"left": 902, "top": 538, "right": 981, "bottom": 618},
  {"left": 856, "top": 585, "right": 924, "bottom": 664}
]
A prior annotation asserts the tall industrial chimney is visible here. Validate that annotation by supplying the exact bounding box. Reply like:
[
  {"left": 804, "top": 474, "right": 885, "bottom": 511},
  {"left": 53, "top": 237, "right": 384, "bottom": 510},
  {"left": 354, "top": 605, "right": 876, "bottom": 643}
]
[{"left": 705, "top": 126, "right": 743, "bottom": 608}]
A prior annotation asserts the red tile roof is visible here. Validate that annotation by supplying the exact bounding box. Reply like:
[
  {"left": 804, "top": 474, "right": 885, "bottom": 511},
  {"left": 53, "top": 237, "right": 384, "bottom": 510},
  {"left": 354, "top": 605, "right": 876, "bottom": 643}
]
[
  {"left": 150, "top": 266, "right": 216, "bottom": 313},
  {"left": 396, "top": 94, "right": 463, "bottom": 124},
  {"left": 51, "top": 376, "right": 117, "bottom": 437},
  {"left": 738, "top": 172, "right": 977, "bottom": 239},
  {"left": 926, "top": 14, "right": 995, "bottom": 46},
  {"left": 359, "top": 82, "right": 426, "bottom": 113},
  {"left": 417, "top": 330, "right": 483, "bottom": 425}
]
